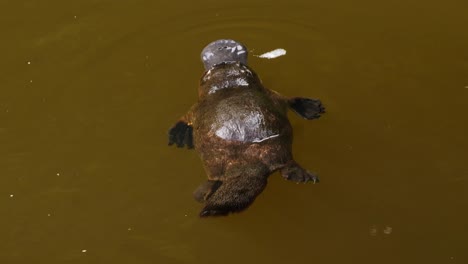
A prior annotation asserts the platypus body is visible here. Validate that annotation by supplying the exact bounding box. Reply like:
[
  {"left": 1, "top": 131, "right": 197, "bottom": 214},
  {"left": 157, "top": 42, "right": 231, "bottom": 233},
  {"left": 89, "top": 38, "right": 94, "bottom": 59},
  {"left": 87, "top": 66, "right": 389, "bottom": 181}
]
[{"left": 169, "top": 39, "right": 324, "bottom": 217}]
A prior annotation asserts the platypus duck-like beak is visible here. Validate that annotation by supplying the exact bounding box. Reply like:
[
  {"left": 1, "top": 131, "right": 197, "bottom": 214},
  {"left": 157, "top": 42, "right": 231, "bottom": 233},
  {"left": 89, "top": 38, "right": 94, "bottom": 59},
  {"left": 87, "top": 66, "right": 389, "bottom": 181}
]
[{"left": 201, "top": 39, "right": 248, "bottom": 70}]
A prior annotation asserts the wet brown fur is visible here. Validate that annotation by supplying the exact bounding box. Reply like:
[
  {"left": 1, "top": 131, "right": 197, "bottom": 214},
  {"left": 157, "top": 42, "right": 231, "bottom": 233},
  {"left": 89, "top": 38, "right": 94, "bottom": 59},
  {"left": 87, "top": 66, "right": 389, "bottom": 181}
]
[{"left": 169, "top": 62, "right": 323, "bottom": 217}]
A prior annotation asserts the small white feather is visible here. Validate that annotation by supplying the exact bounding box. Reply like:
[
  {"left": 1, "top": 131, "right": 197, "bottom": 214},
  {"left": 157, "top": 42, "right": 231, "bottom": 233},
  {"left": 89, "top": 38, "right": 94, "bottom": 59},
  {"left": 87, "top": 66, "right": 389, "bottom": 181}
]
[{"left": 257, "top": 48, "right": 287, "bottom": 59}]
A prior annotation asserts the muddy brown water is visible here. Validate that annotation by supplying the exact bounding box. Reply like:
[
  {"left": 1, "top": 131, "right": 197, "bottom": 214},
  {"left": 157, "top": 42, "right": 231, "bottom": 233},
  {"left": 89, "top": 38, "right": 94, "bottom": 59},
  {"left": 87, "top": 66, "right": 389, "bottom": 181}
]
[{"left": 1, "top": 0, "right": 468, "bottom": 263}]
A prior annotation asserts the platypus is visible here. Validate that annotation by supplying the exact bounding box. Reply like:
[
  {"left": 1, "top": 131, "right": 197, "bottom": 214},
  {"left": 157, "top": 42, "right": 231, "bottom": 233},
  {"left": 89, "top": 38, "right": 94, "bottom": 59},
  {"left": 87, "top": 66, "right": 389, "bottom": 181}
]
[{"left": 169, "top": 39, "right": 325, "bottom": 217}]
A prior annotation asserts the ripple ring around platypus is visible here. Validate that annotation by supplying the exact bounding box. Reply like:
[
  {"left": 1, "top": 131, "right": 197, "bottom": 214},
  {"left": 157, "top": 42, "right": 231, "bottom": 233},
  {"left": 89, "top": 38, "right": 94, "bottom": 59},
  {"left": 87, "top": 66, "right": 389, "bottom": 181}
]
[{"left": 168, "top": 39, "right": 325, "bottom": 217}]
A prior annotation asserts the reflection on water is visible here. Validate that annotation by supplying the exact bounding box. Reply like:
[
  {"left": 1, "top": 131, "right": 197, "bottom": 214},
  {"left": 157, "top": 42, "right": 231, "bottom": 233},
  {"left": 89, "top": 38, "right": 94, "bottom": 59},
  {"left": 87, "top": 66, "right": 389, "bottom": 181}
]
[{"left": 2, "top": 0, "right": 468, "bottom": 263}]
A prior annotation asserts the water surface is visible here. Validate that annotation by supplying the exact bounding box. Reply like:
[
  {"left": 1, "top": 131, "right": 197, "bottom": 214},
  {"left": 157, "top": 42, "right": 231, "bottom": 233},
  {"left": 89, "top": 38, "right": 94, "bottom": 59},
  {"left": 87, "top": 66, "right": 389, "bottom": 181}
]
[{"left": 2, "top": 0, "right": 468, "bottom": 263}]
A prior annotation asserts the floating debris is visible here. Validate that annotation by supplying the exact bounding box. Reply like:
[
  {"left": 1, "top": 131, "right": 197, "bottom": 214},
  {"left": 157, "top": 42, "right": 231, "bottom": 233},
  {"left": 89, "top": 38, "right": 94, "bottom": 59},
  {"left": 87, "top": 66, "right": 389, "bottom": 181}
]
[
  {"left": 81, "top": 249, "right": 87, "bottom": 253},
  {"left": 257, "top": 49, "right": 287, "bottom": 59},
  {"left": 9, "top": 194, "right": 14, "bottom": 198}
]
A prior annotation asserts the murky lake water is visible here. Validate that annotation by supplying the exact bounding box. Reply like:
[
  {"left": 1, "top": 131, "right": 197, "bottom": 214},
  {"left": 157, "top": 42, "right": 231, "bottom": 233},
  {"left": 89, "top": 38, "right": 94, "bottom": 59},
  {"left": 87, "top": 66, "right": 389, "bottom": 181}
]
[{"left": 2, "top": 0, "right": 468, "bottom": 263}]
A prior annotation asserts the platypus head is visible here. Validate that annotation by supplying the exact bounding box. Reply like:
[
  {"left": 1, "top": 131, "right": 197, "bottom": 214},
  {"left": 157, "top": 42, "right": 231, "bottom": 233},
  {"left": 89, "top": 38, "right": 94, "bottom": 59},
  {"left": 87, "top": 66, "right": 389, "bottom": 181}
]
[{"left": 201, "top": 39, "right": 248, "bottom": 70}]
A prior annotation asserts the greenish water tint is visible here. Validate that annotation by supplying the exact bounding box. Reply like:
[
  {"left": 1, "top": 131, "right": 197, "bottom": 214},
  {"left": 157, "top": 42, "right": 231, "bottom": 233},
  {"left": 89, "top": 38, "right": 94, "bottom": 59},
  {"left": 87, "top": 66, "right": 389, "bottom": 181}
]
[{"left": 1, "top": 0, "right": 468, "bottom": 263}]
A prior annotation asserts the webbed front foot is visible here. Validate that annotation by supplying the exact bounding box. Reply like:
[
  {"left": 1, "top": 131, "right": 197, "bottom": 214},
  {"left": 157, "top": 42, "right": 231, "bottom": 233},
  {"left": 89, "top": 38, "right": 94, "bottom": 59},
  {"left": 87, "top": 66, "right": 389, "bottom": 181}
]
[
  {"left": 281, "top": 161, "right": 319, "bottom": 183},
  {"left": 168, "top": 121, "right": 194, "bottom": 149},
  {"left": 289, "top": 98, "right": 325, "bottom": 120}
]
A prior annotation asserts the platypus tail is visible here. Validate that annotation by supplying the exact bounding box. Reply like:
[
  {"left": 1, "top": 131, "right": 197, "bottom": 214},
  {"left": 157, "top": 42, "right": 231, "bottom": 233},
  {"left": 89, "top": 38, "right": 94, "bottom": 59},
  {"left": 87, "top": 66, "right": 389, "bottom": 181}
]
[{"left": 200, "top": 165, "right": 269, "bottom": 217}]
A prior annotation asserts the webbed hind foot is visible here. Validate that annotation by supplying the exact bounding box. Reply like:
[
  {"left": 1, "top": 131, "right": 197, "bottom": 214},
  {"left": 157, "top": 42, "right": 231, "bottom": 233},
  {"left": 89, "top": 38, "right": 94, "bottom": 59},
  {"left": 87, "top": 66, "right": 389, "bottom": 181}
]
[
  {"left": 193, "top": 180, "right": 222, "bottom": 203},
  {"left": 289, "top": 98, "right": 325, "bottom": 120},
  {"left": 281, "top": 161, "right": 319, "bottom": 183}
]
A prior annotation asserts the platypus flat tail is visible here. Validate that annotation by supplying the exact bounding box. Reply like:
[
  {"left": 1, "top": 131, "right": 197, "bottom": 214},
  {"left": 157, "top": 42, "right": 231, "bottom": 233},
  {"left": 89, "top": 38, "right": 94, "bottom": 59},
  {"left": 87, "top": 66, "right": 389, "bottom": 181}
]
[{"left": 199, "top": 165, "right": 269, "bottom": 217}]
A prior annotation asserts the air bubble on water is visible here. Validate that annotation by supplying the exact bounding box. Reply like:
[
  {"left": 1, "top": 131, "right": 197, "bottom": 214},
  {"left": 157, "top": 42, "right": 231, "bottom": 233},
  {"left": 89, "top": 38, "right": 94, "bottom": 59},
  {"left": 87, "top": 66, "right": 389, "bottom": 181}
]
[
  {"left": 9, "top": 194, "right": 14, "bottom": 198},
  {"left": 81, "top": 249, "right": 87, "bottom": 253},
  {"left": 383, "top": 226, "right": 393, "bottom": 235},
  {"left": 369, "top": 225, "right": 378, "bottom": 236}
]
